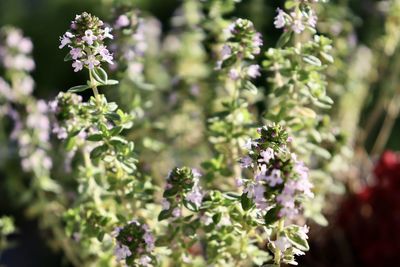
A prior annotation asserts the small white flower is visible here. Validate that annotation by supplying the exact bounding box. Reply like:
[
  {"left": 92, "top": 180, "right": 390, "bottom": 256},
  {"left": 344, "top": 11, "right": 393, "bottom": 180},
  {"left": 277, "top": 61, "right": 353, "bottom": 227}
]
[
  {"left": 85, "top": 55, "right": 100, "bottom": 69},
  {"left": 115, "top": 15, "right": 130, "bottom": 28},
  {"left": 172, "top": 207, "right": 181, "bottom": 217},
  {"left": 161, "top": 198, "right": 170, "bottom": 210},
  {"left": 265, "top": 169, "right": 283, "bottom": 187},
  {"left": 247, "top": 64, "right": 261, "bottom": 78},
  {"left": 72, "top": 60, "right": 83, "bottom": 72},
  {"left": 139, "top": 255, "right": 151, "bottom": 266},
  {"left": 102, "top": 27, "right": 114, "bottom": 39},
  {"left": 274, "top": 236, "right": 291, "bottom": 252},
  {"left": 291, "top": 12, "right": 305, "bottom": 34},
  {"left": 186, "top": 187, "right": 203, "bottom": 208},
  {"left": 258, "top": 148, "right": 275, "bottom": 164},
  {"left": 114, "top": 244, "right": 132, "bottom": 261},
  {"left": 82, "top": 30, "right": 97, "bottom": 45},
  {"left": 70, "top": 47, "right": 83, "bottom": 60},
  {"left": 274, "top": 8, "right": 287, "bottom": 29}
]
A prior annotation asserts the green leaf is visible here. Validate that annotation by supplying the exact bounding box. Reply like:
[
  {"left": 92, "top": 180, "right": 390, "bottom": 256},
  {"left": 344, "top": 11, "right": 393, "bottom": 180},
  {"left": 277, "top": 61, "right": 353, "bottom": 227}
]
[
  {"left": 302, "top": 55, "right": 322, "bottom": 66},
  {"left": 90, "top": 144, "right": 108, "bottom": 159},
  {"left": 244, "top": 81, "right": 258, "bottom": 94},
  {"left": 93, "top": 67, "right": 108, "bottom": 84},
  {"left": 183, "top": 199, "right": 198, "bottom": 212},
  {"left": 276, "top": 31, "right": 292, "bottom": 48},
  {"left": 64, "top": 53, "right": 72, "bottom": 62},
  {"left": 158, "top": 210, "right": 171, "bottom": 221},
  {"left": 105, "top": 79, "right": 119, "bottom": 85},
  {"left": 241, "top": 193, "right": 253, "bottom": 211},
  {"left": 68, "top": 84, "right": 90, "bottom": 93},
  {"left": 264, "top": 207, "right": 279, "bottom": 225},
  {"left": 86, "top": 134, "right": 103, "bottom": 142},
  {"left": 163, "top": 187, "right": 179, "bottom": 197},
  {"left": 285, "top": 228, "right": 310, "bottom": 251}
]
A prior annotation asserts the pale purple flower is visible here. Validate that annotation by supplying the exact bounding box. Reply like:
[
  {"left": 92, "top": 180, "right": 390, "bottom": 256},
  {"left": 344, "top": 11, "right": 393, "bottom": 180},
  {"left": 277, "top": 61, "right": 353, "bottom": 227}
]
[
  {"left": 82, "top": 30, "right": 97, "bottom": 45},
  {"left": 308, "top": 10, "right": 318, "bottom": 28},
  {"left": 186, "top": 187, "right": 203, "bottom": 208},
  {"left": 291, "top": 12, "right": 305, "bottom": 34},
  {"left": 252, "top": 32, "right": 262, "bottom": 54},
  {"left": 6, "top": 30, "right": 22, "bottom": 47},
  {"left": 265, "top": 169, "right": 283, "bottom": 187},
  {"left": 244, "top": 183, "right": 255, "bottom": 198},
  {"left": 85, "top": 55, "right": 100, "bottom": 69},
  {"left": 253, "top": 183, "right": 268, "bottom": 210},
  {"left": 172, "top": 207, "right": 181, "bottom": 217},
  {"left": 255, "top": 164, "right": 267, "bottom": 182},
  {"left": 59, "top": 32, "right": 73, "bottom": 49},
  {"left": 274, "top": 236, "right": 291, "bottom": 252},
  {"left": 235, "top": 178, "right": 244, "bottom": 187},
  {"left": 299, "top": 225, "right": 309, "bottom": 240},
  {"left": 115, "top": 15, "right": 130, "bottom": 28},
  {"left": 247, "top": 64, "right": 261, "bottom": 78},
  {"left": 200, "top": 214, "right": 213, "bottom": 225},
  {"left": 72, "top": 60, "right": 83, "bottom": 72},
  {"left": 258, "top": 148, "right": 274, "bottom": 164},
  {"left": 96, "top": 45, "right": 114, "bottom": 64},
  {"left": 161, "top": 198, "right": 170, "bottom": 210},
  {"left": 279, "top": 205, "right": 299, "bottom": 218},
  {"left": 274, "top": 8, "right": 287, "bottom": 29},
  {"left": 221, "top": 45, "right": 232, "bottom": 59},
  {"left": 228, "top": 68, "right": 240, "bottom": 80},
  {"left": 239, "top": 156, "right": 253, "bottom": 168},
  {"left": 70, "top": 47, "right": 83, "bottom": 60},
  {"left": 139, "top": 255, "right": 151, "bottom": 266},
  {"left": 19, "top": 38, "right": 33, "bottom": 53},
  {"left": 114, "top": 244, "right": 132, "bottom": 261},
  {"left": 143, "top": 232, "right": 155, "bottom": 251}
]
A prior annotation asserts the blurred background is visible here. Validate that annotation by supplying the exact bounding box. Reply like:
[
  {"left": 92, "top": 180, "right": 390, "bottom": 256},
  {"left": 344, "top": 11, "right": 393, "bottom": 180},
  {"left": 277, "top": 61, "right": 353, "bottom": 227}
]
[{"left": 1, "top": 0, "right": 400, "bottom": 266}]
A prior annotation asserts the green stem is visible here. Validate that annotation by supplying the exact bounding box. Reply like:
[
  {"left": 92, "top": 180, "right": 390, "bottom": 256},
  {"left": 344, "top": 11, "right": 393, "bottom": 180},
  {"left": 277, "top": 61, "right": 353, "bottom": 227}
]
[
  {"left": 274, "top": 218, "right": 285, "bottom": 265},
  {"left": 89, "top": 69, "right": 100, "bottom": 101}
]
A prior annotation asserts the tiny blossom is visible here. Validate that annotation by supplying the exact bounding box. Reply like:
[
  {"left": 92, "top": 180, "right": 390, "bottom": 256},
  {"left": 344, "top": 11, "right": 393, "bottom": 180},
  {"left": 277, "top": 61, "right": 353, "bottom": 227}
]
[
  {"left": 59, "top": 34, "right": 72, "bottom": 49},
  {"left": 228, "top": 68, "right": 240, "bottom": 80},
  {"left": 244, "top": 183, "right": 255, "bottom": 198},
  {"left": 252, "top": 32, "right": 263, "bottom": 54},
  {"left": 239, "top": 156, "right": 253, "bottom": 168},
  {"left": 274, "top": 236, "right": 291, "bottom": 252},
  {"left": 308, "top": 10, "right": 318, "bottom": 28},
  {"left": 299, "top": 225, "right": 309, "bottom": 240},
  {"left": 70, "top": 47, "right": 83, "bottom": 60},
  {"left": 85, "top": 55, "right": 100, "bottom": 69},
  {"left": 220, "top": 45, "right": 232, "bottom": 59},
  {"left": 254, "top": 183, "right": 268, "bottom": 210},
  {"left": 161, "top": 198, "right": 170, "bottom": 210},
  {"left": 82, "top": 30, "right": 97, "bottom": 45},
  {"left": 247, "top": 64, "right": 261, "bottom": 78},
  {"left": 114, "top": 244, "right": 132, "bottom": 261},
  {"left": 143, "top": 232, "right": 155, "bottom": 251},
  {"left": 115, "top": 15, "right": 130, "bottom": 28},
  {"left": 139, "top": 255, "right": 151, "bottom": 266},
  {"left": 200, "top": 214, "right": 213, "bottom": 225},
  {"left": 235, "top": 178, "right": 244, "bottom": 187},
  {"left": 96, "top": 45, "right": 114, "bottom": 64},
  {"left": 186, "top": 187, "right": 203, "bottom": 208},
  {"left": 258, "top": 148, "right": 274, "bottom": 164},
  {"left": 265, "top": 169, "right": 283, "bottom": 187},
  {"left": 172, "top": 207, "right": 181, "bottom": 217},
  {"left": 274, "top": 8, "right": 287, "bottom": 29},
  {"left": 72, "top": 60, "right": 83, "bottom": 72},
  {"left": 102, "top": 27, "right": 114, "bottom": 40},
  {"left": 291, "top": 12, "right": 305, "bottom": 34}
]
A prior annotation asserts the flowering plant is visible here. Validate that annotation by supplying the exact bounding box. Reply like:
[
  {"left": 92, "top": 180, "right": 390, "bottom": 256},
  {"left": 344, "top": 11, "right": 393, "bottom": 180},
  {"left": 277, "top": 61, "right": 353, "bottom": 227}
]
[{"left": 0, "top": 0, "right": 371, "bottom": 266}]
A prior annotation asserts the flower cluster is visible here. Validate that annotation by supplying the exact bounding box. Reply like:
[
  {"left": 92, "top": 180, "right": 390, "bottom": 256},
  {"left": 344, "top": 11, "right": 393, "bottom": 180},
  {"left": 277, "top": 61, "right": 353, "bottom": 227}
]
[
  {"left": 274, "top": 4, "right": 318, "bottom": 34},
  {"left": 114, "top": 221, "right": 155, "bottom": 266},
  {"left": 0, "top": 27, "right": 35, "bottom": 72},
  {"left": 239, "top": 124, "right": 314, "bottom": 219},
  {"left": 237, "top": 124, "right": 312, "bottom": 265},
  {"left": 59, "top": 12, "right": 114, "bottom": 72},
  {"left": 159, "top": 167, "right": 203, "bottom": 220},
  {"left": 216, "top": 18, "right": 262, "bottom": 77}
]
